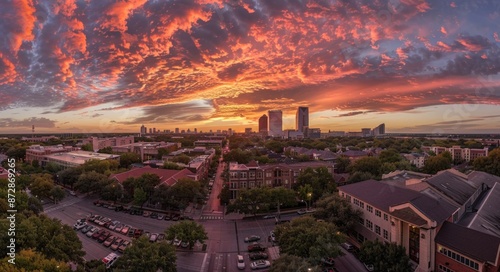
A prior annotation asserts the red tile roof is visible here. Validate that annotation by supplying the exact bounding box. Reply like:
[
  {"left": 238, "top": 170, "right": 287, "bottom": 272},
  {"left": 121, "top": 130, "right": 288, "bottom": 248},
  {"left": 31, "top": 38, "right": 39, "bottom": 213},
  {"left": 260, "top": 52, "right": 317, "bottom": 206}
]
[
  {"left": 0, "top": 167, "right": 8, "bottom": 180},
  {"left": 110, "top": 166, "right": 193, "bottom": 187}
]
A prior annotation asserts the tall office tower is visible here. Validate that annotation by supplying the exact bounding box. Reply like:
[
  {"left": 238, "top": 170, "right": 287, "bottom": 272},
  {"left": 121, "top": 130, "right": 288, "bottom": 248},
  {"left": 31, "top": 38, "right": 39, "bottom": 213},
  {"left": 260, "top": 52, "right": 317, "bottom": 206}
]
[
  {"left": 149, "top": 128, "right": 153, "bottom": 134},
  {"left": 194, "top": 128, "right": 197, "bottom": 134},
  {"left": 372, "top": 123, "right": 386, "bottom": 136},
  {"left": 268, "top": 110, "right": 283, "bottom": 137},
  {"left": 258, "top": 114, "right": 268, "bottom": 134},
  {"left": 296, "top": 107, "right": 309, "bottom": 132},
  {"left": 140, "top": 125, "right": 146, "bottom": 136},
  {"left": 228, "top": 128, "right": 233, "bottom": 136},
  {"left": 175, "top": 128, "right": 180, "bottom": 134}
]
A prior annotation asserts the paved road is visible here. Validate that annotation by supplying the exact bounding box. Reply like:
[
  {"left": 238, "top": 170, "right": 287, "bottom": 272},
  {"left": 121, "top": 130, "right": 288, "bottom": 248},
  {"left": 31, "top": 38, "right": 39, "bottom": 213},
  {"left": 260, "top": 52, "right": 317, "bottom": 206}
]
[{"left": 44, "top": 191, "right": 365, "bottom": 271}]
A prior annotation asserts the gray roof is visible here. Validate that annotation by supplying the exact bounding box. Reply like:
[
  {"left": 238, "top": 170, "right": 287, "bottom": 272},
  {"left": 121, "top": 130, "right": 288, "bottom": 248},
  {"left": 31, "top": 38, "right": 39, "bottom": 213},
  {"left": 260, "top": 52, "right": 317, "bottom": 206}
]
[
  {"left": 458, "top": 182, "right": 500, "bottom": 238},
  {"left": 436, "top": 221, "right": 500, "bottom": 263},
  {"left": 468, "top": 171, "right": 500, "bottom": 188},
  {"left": 426, "top": 171, "right": 477, "bottom": 205},
  {"left": 340, "top": 180, "right": 455, "bottom": 223}
]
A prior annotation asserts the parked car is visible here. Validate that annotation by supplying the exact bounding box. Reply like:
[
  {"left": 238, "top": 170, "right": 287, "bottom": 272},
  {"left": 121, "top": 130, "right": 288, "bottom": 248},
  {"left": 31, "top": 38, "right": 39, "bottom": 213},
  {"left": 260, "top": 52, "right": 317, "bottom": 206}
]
[
  {"left": 117, "top": 240, "right": 130, "bottom": 253},
  {"left": 172, "top": 214, "right": 180, "bottom": 221},
  {"left": 127, "top": 228, "right": 136, "bottom": 237},
  {"left": 244, "top": 235, "right": 261, "bottom": 243},
  {"left": 297, "top": 209, "right": 307, "bottom": 215},
  {"left": 102, "top": 252, "right": 119, "bottom": 269},
  {"left": 73, "top": 221, "right": 87, "bottom": 230},
  {"left": 157, "top": 214, "right": 164, "bottom": 220},
  {"left": 250, "top": 260, "right": 270, "bottom": 270},
  {"left": 93, "top": 200, "right": 102, "bottom": 206},
  {"left": 80, "top": 225, "right": 93, "bottom": 234},
  {"left": 107, "top": 204, "right": 116, "bottom": 210},
  {"left": 92, "top": 229, "right": 105, "bottom": 239},
  {"left": 157, "top": 233, "right": 165, "bottom": 242},
  {"left": 249, "top": 252, "right": 268, "bottom": 260},
  {"left": 172, "top": 238, "right": 181, "bottom": 247},
  {"left": 98, "top": 231, "right": 111, "bottom": 243},
  {"left": 69, "top": 190, "right": 76, "bottom": 196},
  {"left": 248, "top": 243, "right": 266, "bottom": 252},
  {"left": 114, "top": 205, "right": 123, "bottom": 212},
  {"left": 98, "top": 217, "right": 111, "bottom": 226},
  {"left": 150, "top": 212, "right": 158, "bottom": 219},
  {"left": 341, "top": 242, "right": 354, "bottom": 251},
  {"left": 321, "top": 257, "right": 335, "bottom": 267},
  {"left": 104, "top": 221, "right": 112, "bottom": 229},
  {"left": 110, "top": 238, "right": 123, "bottom": 251},
  {"left": 143, "top": 211, "right": 151, "bottom": 217},
  {"left": 114, "top": 224, "right": 124, "bottom": 233},
  {"left": 363, "top": 263, "right": 374, "bottom": 271},
  {"left": 262, "top": 214, "right": 276, "bottom": 219},
  {"left": 164, "top": 213, "right": 171, "bottom": 220},
  {"left": 103, "top": 235, "right": 117, "bottom": 247},
  {"left": 120, "top": 225, "right": 130, "bottom": 235},
  {"left": 149, "top": 233, "right": 158, "bottom": 242},
  {"left": 180, "top": 241, "right": 189, "bottom": 248},
  {"left": 134, "top": 229, "right": 144, "bottom": 238},
  {"left": 86, "top": 227, "right": 99, "bottom": 237},
  {"left": 237, "top": 255, "right": 246, "bottom": 270},
  {"left": 108, "top": 221, "right": 120, "bottom": 230}
]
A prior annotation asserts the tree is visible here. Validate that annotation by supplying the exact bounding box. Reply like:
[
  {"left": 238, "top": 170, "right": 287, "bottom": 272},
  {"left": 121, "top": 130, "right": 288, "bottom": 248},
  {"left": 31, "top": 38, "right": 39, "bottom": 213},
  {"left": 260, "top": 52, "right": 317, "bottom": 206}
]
[
  {"left": 30, "top": 174, "right": 55, "bottom": 199},
  {"left": 74, "top": 171, "right": 109, "bottom": 194},
  {"left": 359, "top": 240, "right": 412, "bottom": 272},
  {"left": 347, "top": 171, "right": 375, "bottom": 184},
  {"left": 297, "top": 184, "right": 313, "bottom": 210},
  {"left": 270, "top": 187, "right": 297, "bottom": 209},
  {"left": 0, "top": 249, "right": 71, "bottom": 272},
  {"left": 114, "top": 236, "right": 176, "bottom": 272},
  {"left": 119, "top": 152, "right": 141, "bottom": 168},
  {"left": 165, "top": 221, "right": 208, "bottom": 249},
  {"left": 218, "top": 185, "right": 231, "bottom": 206},
  {"left": 151, "top": 184, "right": 171, "bottom": 209},
  {"left": 44, "top": 162, "right": 62, "bottom": 174},
  {"left": 171, "top": 154, "right": 191, "bottom": 164},
  {"left": 81, "top": 143, "right": 93, "bottom": 151},
  {"left": 49, "top": 186, "right": 66, "bottom": 204},
  {"left": 423, "top": 154, "right": 451, "bottom": 174},
  {"left": 223, "top": 148, "right": 252, "bottom": 164},
  {"left": 133, "top": 187, "right": 147, "bottom": 207},
  {"left": 313, "top": 193, "right": 362, "bottom": 233},
  {"left": 269, "top": 254, "right": 321, "bottom": 272},
  {"left": 378, "top": 149, "right": 402, "bottom": 163},
  {"left": 473, "top": 148, "right": 500, "bottom": 176},
  {"left": 295, "top": 167, "right": 335, "bottom": 202},
  {"left": 100, "top": 181, "right": 123, "bottom": 202},
  {"left": 168, "top": 178, "right": 202, "bottom": 209},
  {"left": 226, "top": 187, "right": 271, "bottom": 216},
  {"left": 98, "top": 146, "right": 114, "bottom": 154},
  {"left": 275, "top": 216, "right": 343, "bottom": 264},
  {"left": 31, "top": 159, "right": 40, "bottom": 168},
  {"left": 335, "top": 156, "right": 351, "bottom": 173},
  {"left": 57, "top": 167, "right": 83, "bottom": 188},
  {"left": 163, "top": 161, "right": 183, "bottom": 170},
  {"left": 348, "top": 157, "right": 382, "bottom": 177}
]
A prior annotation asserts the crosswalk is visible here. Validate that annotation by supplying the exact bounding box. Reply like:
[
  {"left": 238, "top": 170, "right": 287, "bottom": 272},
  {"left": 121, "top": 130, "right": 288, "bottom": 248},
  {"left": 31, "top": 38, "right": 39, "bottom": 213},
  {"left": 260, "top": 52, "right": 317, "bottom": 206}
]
[
  {"left": 199, "top": 215, "right": 223, "bottom": 220},
  {"left": 44, "top": 198, "right": 83, "bottom": 213}
]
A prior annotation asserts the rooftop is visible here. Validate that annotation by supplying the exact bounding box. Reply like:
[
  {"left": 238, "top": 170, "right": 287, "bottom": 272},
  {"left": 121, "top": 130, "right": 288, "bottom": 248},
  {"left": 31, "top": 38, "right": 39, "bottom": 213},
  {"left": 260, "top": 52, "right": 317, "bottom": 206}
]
[
  {"left": 436, "top": 221, "right": 500, "bottom": 263},
  {"left": 45, "top": 151, "right": 119, "bottom": 165},
  {"left": 425, "top": 170, "right": 477, "bottom": 205},
  {"left": 110, "top": 166, "right": 193, "bottom": 187}
]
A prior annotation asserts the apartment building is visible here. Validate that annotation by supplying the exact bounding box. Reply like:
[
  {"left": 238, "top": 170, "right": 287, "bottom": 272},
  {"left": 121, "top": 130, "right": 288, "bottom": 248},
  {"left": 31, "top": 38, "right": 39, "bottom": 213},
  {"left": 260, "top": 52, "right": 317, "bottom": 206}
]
[
  {"left": 81, "top": 136, "right": 134, "bottom": 151},
  {"left": 25, "top": 144, "right": 79, "bottom": 163},
  {"left": 402, "top": 153, "right": 428, "bottom": 168},
  {"left": 228, "top": 161, "right": 334, "bottom": 199},
  {"left": 112, "top": 142, "right": 179, "bottom": 161},
  {"left": 421, "top": 146, "right": 488, "bottom": 162},
  {"left": 44, "top": 151, "right": 120, "bottom": 169}
]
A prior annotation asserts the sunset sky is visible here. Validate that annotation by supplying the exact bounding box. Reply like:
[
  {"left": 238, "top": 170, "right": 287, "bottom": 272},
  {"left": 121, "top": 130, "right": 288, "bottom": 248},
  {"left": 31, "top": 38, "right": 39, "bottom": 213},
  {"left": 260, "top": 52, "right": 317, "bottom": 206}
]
[{"left": 1, "top": 0, "right": 500, "bottom": 134}]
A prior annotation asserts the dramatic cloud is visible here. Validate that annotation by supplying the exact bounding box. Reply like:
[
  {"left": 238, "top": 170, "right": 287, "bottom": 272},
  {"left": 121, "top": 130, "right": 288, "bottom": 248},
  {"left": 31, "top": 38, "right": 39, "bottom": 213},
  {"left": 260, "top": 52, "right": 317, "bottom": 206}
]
[
  {"left": 0, "top": 0, "right": 499, "bottom": 132},
  {"left": 0, "top": 117, "right": 57, "bottom": 128}
]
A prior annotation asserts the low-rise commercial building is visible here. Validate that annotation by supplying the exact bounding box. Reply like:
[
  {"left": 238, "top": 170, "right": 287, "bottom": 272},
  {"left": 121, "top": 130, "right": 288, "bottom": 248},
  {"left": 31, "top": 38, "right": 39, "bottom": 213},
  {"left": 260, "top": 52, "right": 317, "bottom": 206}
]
[
  {"left": 25, "top": 144, "right": 79, "bottom": 163},
  {"left": 112, "top": 142, "right": 179, "bottom": 161},
  {"left": 44, "top": 151, "right": 120, "bottom": 169},
  {"left": 82, "top": 136, "right": 135, "bottom": 151}
]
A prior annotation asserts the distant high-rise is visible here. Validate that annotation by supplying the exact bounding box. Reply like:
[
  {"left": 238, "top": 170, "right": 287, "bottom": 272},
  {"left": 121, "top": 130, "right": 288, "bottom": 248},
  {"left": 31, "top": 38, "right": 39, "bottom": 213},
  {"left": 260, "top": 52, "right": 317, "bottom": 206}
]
[
  {"left": 296, "top": 107, "right": 309, "bottom": 132},
  {"left": 175, "top": 128, "right": 180, "bottom": 134},
  {"left": 372, "top": 123, "right": 386, "bottom": 136},
  {"left": 258, "top": 114, "right": 268, "bottom": 135},
  {"left": 268, "top": 110, "right": 283, "bottom": 137},
  {"left": 140, "top": 125, "right": 146, "bottom": 136}
]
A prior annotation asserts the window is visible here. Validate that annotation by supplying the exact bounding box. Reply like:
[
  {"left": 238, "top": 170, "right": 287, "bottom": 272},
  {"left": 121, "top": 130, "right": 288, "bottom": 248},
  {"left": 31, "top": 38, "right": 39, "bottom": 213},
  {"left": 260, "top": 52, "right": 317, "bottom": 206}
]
[
  {"left": 366, "top": 220, "right": 373, "bottom": 230},
  {"left": 367, "top": 205, "right": 373, "bottom": 213},
  {"left": 383, "top": 229, "right": 389, "bottom": 240},
  {"left": 266, "top": 172, "right": 272, "bottom": 178},
  {"left": 438, "top": 246, "right": 479, "bottom": 270},
  {"left": 241, "top": 182, "right": 247, "bottom": 189},
  {"left": 438, "top": 265, "right": 454, "bottom": 272},
  {"left": 384, "top": 213, "right": 388, "bottom": 221},
  {"left": 375, "top": 210, "right": 382, "bottom": 217},
  {"left": 360, "top": 202, "right": 365, "bottom": 209},
  {"left": 358, "top": 217, "right": 364, "bottom": 225},
  {"left": 354, "top": 199, "right": 360, "bottom": 206},
  {"left": 375, "top": 225, "right": 381, "bottom": 235}
]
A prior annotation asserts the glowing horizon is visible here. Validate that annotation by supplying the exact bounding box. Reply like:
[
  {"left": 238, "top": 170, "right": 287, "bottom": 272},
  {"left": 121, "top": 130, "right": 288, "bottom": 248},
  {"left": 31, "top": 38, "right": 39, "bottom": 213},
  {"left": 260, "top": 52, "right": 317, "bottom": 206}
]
[{"left": 1, "top": 0, "right": 500, "bottom": 134}]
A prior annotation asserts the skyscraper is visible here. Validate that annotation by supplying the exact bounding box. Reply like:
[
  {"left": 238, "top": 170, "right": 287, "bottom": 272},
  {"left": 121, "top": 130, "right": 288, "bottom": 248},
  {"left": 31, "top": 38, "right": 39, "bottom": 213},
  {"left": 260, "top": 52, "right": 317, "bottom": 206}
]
[
  {"left": 258, "top": 114, "right": 268, "bottom": 134},
  {"left": 140, "top": 125, "right": 146, "bottom": 136},
  {"left": 296, "top": 107, "right": 309, "bottom": 132},
  {"left": 268, "top": 110, "right": 283, "bottom": 137}
]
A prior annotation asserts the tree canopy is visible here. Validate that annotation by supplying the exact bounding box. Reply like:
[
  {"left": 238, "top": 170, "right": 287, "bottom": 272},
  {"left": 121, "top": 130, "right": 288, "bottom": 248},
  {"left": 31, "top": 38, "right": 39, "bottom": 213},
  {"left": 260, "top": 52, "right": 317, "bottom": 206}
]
[
  {"left": 165, "top": 221, "right": 208, "bottom": 249},
  {"left": 313, "top": 193, "right": 362, "bottom": 233},
  {"left": 269, "top": 254, "right": 321, "bottom": 272},
  {"left": 114, "top": 236, "right": 176, "bottom": 272},
  {"left": 294, "top": 167, "right": 335, "bottom": 202},
  {"left": 359, "top": 240, "right": 412, "bottom": 272},
  {"left": 473, "top": 148, "right": 500, "bottom": 177}
]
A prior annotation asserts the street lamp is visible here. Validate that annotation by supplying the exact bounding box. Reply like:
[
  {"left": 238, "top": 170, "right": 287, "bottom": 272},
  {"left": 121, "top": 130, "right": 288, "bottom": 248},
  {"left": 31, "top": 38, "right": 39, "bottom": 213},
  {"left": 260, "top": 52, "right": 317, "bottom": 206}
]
[{"left": 307, "top": 192, "right": 312, "bottom": 211}]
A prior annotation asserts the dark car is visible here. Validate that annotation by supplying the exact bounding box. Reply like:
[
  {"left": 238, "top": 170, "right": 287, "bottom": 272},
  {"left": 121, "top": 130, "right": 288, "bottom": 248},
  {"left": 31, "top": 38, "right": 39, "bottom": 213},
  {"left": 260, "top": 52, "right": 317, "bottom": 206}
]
[
  {"left": 164, "top": 213, "right": 171, "bottom": 220},
  {"left": 150, "top": 212, "right": 158, "bottom": 219},
  {"left": 249, "top": 252, "right": 268, "bottom": 260},
  {"left": 248, "top": 243, "right": 266, "bottom": 252},
  {"left": 98, "top": 231, "right": 111, "bottom": 243},
  {"left": 103, "top": 235, "right": 117, "bottom": 247},
  {"left": 117, "top": 240, "right": 130, "bottom": 253},
  {"left": 134, "top": 229, "right": 144, "bottom": 238},
  {"left": 92, "top": 229, "right": 105, "bottom": 239},
  {"left": 114, "top": 205, "right": 123, "bottom": 212},
  {"left": 244, "top": 235, "right": 261, "bottom": 243},
  {"left": 321, "top": 257, "right": 335, "bottom": 267}
]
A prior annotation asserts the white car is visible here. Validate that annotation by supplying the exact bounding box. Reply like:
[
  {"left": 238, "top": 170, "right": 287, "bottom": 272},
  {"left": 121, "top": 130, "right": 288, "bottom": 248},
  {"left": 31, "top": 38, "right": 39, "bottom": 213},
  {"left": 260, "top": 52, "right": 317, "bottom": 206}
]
[
  {"left": 102, "top": 252, "right": 119, "bottom": 269},
  {"left": 250, "top": 260, "right": 270, "bottom": 270},
  {"left": 364, "top": 263, "right": 374, "bottom": 271},
  {"left": 73, "top": 221, "right": 87, "bottom": 230},
  {"left": 69, "top": 190, "right": 76, "bottom": 196},
  {"left": 173, "top": 238, "right": 181, "bottom": 247},
  {"left": 237, "top": 255, "right": 245, "bottom": 270},
  {"left": 86, "top": 227, "right": 99, "bottom": 237}
]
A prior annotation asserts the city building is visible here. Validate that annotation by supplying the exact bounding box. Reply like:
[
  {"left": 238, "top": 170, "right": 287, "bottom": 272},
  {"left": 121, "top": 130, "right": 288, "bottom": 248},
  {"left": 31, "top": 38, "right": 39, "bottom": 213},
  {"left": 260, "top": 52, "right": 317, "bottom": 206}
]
[
  {"left": 81, "top": 136, "right": 134, "bottom": 152},
  {"left": 361, "top": 128, "right": 371, "bottom": 137},
  {"left": 339, "top": 179, "right": 457, "bottom": 272},
  {"left": 44, "top": 151, "right": 120, "bottom": 169},
  {"left": 402, "top": 153, "right": 428, "bottom": 168},
  {"left": 175, "top": 128, "right": 179, "bottom": 134},
  {"left": 305, "top": 127, "right": 321, "bottom": 139},
  {"left": 228, "top": 161, "right": 334, "bottom": 199},
  {"left": 372, "top": 123, "right": 386, "bottom": 136},
  {"left": 421, "top": 146, "right": 489, "bottom": 162},
  {"left": 283, "top": 129, "right": 304, "bottom": 139},
  {"left": 245, "top": 128, "right": 252, "bottom": 135},
  {"left": 296, "top": 106, "right": 309, "bottom": 133},
  {"left": 228, "top": 128, "right": 233, "bottom": 136},
  {"left": 194, "top": 139, "right": 224, "bottom": 147},
  {"left": 140, "top": 125, "right": 147, "bottom": 136},
  {"left": 112, "top": 142, "right": 179, "bottom": 161},
  {"left": 110, "top": 166, "right": 194, "bottom": 188},
  {"left": 268, "top": 110, "right": 283, "bottom": 138},
  {"left": 258, "top": 114, "right": 268, "bottom": 135},
  {"left": 25, "top": 144, "right": 79, "bottom": 163}
]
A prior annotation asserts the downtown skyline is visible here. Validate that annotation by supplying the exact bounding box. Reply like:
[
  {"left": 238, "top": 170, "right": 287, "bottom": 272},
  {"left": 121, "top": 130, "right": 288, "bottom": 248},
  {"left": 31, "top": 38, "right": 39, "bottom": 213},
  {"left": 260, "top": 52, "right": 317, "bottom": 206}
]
[{"left": 1, "top": 0, "right": 500, "bottom": 134}]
